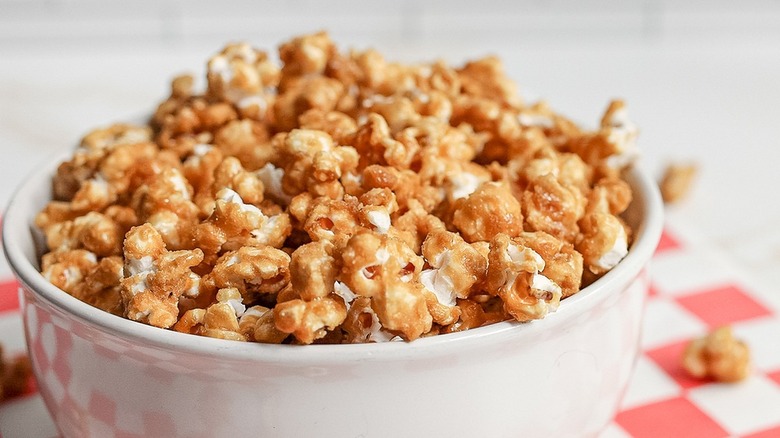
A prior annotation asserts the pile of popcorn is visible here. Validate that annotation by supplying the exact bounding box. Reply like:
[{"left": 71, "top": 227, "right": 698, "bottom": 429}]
[{"left": 36, "top": 32, "right": 638, "bottom": 344}]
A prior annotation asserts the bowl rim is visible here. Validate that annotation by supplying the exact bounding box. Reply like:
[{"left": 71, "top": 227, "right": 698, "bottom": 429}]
[{"left": 3, "top": 150, "right": 663, "bottom": 363}]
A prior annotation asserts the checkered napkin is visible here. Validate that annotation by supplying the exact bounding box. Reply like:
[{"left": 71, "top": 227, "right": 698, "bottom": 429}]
[
  {"left": 2, "top": 224, "right": 780, "bottom": 438},
  {"left": 604, "top": 225, "right": 780, "bottom": 438}
]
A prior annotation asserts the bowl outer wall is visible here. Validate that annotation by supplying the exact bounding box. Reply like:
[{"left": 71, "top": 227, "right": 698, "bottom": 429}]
[{"left": 3, "top": 151, "right": 663, "bottom": 437}]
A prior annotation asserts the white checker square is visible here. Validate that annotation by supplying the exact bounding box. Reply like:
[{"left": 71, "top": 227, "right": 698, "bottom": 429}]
[
  {"left": 0, "top": 395, "right": 59, "bottom": 438},
  {"left": 598, "top": 423, "right": 632, "bottom": 438},
  {"left": 651, "top": 248, "right": 739, "bottom": 296},
  {"left": 0, "top": 313, "right": 26, "bottom": 352},
  {"left": 42, "top": 369, "right": 65, "bottom": 404},
  {"left": 640, "top": 297, "right": 707, "bottom": 349},
  {"left": 39, "top": 322, "right": 56, "bottom": 363},
  {"left": 619, "top": 356, "right": 681, "bottom": 410},
  {"left": 688, "top": 374, "right": 780, "bottom": 436},
  {"left": 733, "top": 317, "right": 780, "bottom": 371}
]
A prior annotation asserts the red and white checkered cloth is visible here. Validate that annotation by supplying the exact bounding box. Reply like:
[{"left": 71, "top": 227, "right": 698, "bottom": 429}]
[{"left": 2, "top": 224, "right": 780, "bottom": 438}]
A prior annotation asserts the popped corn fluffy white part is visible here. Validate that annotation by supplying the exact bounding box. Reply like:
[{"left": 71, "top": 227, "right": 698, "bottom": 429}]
[{"left": 36, "top": 31, "right": 637, "bottom": 344}]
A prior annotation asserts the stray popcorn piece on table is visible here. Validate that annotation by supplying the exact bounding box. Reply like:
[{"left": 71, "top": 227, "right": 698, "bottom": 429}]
[
  {"left": 0, "top": 344, "right": 33, "bottom": 402},
  {"left": 660, "top": 162, "right": 697, "bottom": 204},
  {"left": 35, "top": 31, "right": 641, "bottom": 343},
  {"left": 682, "top": 326, "right": 751, "bottom": 383}
]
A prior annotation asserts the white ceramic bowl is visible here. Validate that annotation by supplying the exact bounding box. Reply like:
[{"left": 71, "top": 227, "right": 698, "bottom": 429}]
[{"left": 3, "top": 152, "right": 662, "bottom": 438}]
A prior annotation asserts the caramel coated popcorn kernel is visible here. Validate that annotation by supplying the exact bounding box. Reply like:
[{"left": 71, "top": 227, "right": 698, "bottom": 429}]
[
  {"left": 0, "top": 345, "right": 33, "bottom": 402},
  {"left": 660, "top": 162, "right": 697, "bottom": 204},
  {"left": 36, "top": 32, "right": 640, "bottom": 344},
  {"left": 682, "top": 326, "right": 751, "bottom": 383}
]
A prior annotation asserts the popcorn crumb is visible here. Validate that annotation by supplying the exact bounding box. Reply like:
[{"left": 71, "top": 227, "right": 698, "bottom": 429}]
[
  {"left": 660, "top": 163, "right": 697, "bottom": 204},
  {"left": 0, "top": 345, "right": 33, "bottom": 402},
  {"left": 682, "top": 326, "right": 750, "bottom": 383}
]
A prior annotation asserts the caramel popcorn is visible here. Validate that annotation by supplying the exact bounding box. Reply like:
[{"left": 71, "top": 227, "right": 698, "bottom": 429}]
[
  {"left": 0, "top": 345, "right": 33, "bottom": 402},
  {"left": 682, "top": 326, "right": 751, "bottom": 383},
  {"left": 36, "top": 32, "right": 640, "bottom": 344},
  {"left": 660, "top": 162, "right": 697, "bottom": 204}
]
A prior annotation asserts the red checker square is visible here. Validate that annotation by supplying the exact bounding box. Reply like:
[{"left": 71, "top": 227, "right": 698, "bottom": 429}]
[
  {"left": 646, "top": 340, "right": 709, "bottom": 390},
  {"left": 744, "top": 425, "right": 780, "bottom": 438},
  {"left": 89, "top": 391, "right": 117, "bottom": 426},
  {"left": 768, "top": 369, "right": 780, "bottom": 386},
  {"left": 615, "top": 396, "right": 729, "bottom": 438},
  {"left": 0, "top": 279, "right": 20, "bottom": 313},
  {"left": 647, "top": 283, "right": 660, "bottom": 298},
  {"left": 654, "top": 228, "right": 682, "bottom": 255},
  {"left": 676, "top": 284, "right": 773, "bottom": 328}
]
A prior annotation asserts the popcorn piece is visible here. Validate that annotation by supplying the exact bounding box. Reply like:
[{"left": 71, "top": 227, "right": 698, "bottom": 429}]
[
  {"left": 131, "top": 167, "right": 199, "bottom": 250},
  {"left": 487, "top": 234, "right": 562, "bottom": 322},
  {"left": 44, "top": 211, "right": 123, "bottom": 257},
  {"left": 371, "top": 277, "right": 432, "bottom": 341},
  {"left": 194, "top": 188, "right": 291, "bottom": 255},
  {"left": 362, "top": 165, "right": 441, "bottom": 213},
  {"left": 356, "top": 188, "right": 398, "bottom": 235},
  {"left": 274, "top": 295, "right": 347, "bottom": 344},
  {"left": 660, "top": 163, "right": 697, "bottom": 204},
  {"left": 297, "top": 195, "right": 361, "bottom": 249},
  {"left": 52, "top": 124, "right": 152, "bottom": 201},
  {"left": 238, "top": 305, "right": 289, "bottom": 343},
  {"left": 576, "top": 180, "right": 631, "bottom": 275},
  {"left": 514, "top": 232, "right": 583, "bottom": 298},
  {"left": 213, "top": 119, "right": 274, "bottom": 171},
  {"left": 521, "top": 173, "right": 586, "bottom": 244},
  {"left": 682, "top": 326, "right": 751, "bottom": 383},
  {"left": 421, "top": 231, "right": 487, "bottom": 301},
  {"left": 452, "top": 182, "right": 523, "bottom": 243},
  {"left": 568, "top": 100, "right": 639, "bottom": 176},
  {"left": 289, "top": 241, "right": 340, "bottom": 301},
  {"left": 207, "top": 42, "right": 279, "bottom": 119},
  {"left": 339, "top": 231, "right": 431, "bottom": 340},
  {"left": 298, "top": 109, "right": 359, "bottom": 146},
  {"left": 255, "top": 162, "right": 293, "bottom": 206},
  {"left": 183, "top": 143, "right": 224, "bottom": 214},
  {"left": 457, "top": 56, "right": 520, "bottom": 107},
  {"left": 121, "top": 224, "right": 204, "bottom": 328},
  {"left": 41, "top": 249, "right": 99, "bottom": 294},
  {"left": 276, "top": 128, "right": 359, "bottom": 199},
  {"left": 342, "top": 296, "right": 395, "bottom": 343},
  {"left": 0, "top": 345, "right": 33, "bottom": 402},
  {"left": 279, "top": 31, "right": 335, "bottom": 78},
  {"left": 70, "top": 255, "right": 125, "bottom": 316},
  {"left": 211, "top": 156, "right": 266, "bottom": 206},
  {"left": 206, "top": 245, "right": 291, "bottom": 302},
  {"left": 174, "top": 288, "right": 247, "bottom": 341},
  {"left": 394, "top": 199, "right": 447, "bottom": 254},
  {"left": 339, "top": 231, "right": 422, "bottom": 298}
]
